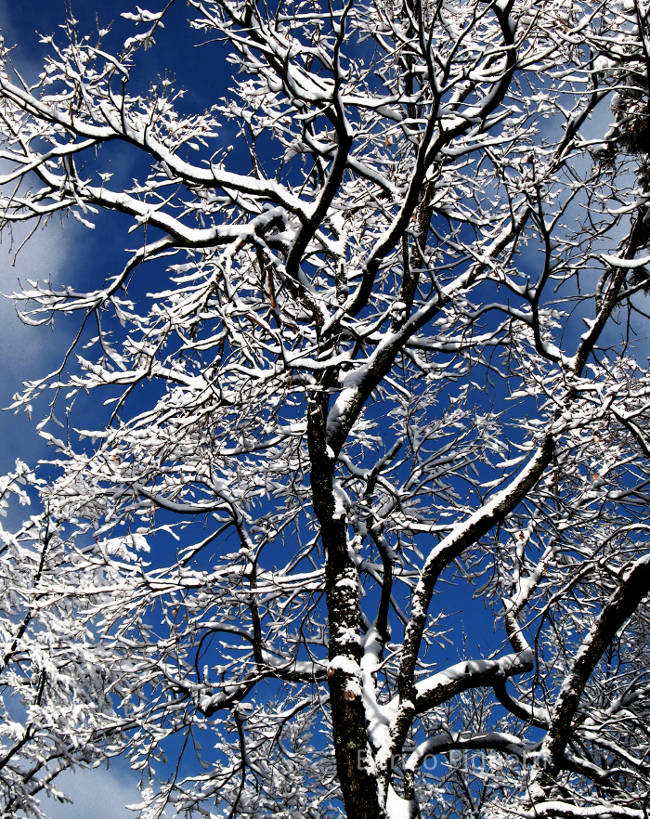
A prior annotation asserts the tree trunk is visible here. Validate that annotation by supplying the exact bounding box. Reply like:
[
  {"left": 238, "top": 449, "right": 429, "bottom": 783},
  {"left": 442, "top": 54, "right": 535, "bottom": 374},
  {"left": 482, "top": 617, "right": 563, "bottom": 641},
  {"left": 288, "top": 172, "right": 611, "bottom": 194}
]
[{"left": 308, "top": 393, "right": 383, "bottom": 817}]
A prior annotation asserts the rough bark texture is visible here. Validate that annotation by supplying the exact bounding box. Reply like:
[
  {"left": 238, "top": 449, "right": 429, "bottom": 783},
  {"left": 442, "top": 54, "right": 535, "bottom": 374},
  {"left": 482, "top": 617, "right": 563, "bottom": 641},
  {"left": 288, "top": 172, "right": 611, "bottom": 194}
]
[{"left": 308, "top": 391, "right": 383, "bottom": 817}]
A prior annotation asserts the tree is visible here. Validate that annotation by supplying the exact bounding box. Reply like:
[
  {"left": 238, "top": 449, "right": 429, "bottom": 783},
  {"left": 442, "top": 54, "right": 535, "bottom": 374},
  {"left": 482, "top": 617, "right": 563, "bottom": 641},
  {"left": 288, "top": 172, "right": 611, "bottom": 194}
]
[{"left": 0, "top": 0, "right": 649, "bottom": 816}]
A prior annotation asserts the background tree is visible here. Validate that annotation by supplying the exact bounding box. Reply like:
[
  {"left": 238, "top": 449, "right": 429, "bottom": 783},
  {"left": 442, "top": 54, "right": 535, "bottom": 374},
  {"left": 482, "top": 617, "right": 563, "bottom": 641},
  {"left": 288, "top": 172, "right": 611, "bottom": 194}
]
[{"left": 0, "top": 0, "right": 649, "bottom": 816}]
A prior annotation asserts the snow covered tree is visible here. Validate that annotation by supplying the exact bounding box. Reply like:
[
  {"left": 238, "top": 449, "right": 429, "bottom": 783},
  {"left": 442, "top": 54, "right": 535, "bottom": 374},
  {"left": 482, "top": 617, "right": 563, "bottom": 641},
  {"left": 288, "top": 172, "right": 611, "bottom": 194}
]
[
  {"left": 0, "top": 463, "right": 132, "bottom": 817},
  {"left": 0, "top": 0, "right": 649, "bottom": 816}
]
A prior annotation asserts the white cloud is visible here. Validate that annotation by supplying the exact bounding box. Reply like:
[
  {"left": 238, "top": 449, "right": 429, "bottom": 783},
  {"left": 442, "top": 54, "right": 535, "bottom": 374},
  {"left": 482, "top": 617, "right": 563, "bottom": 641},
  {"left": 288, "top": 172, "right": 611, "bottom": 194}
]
[
  {"left": 0, "top": 0, "right": 85, "bottom": 377},
  {"left": 0, "top": 219, "right": 82, "bottom": 471},
  {"left": 41, "top": 765, "right": 143, "bottom": 819},
  {"left": 0, "top": 220, "right": 78, "bottom": 365}
]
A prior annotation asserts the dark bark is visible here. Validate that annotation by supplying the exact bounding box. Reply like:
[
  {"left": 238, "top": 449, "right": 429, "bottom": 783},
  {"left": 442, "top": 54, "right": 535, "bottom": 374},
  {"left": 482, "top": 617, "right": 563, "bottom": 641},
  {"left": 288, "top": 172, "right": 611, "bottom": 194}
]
[
  {"left": 308, "top": 391, "right": 383, "bottom": 818},
  {"left": 539, "top": 556, "right": 650, "bottom": 787}
]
